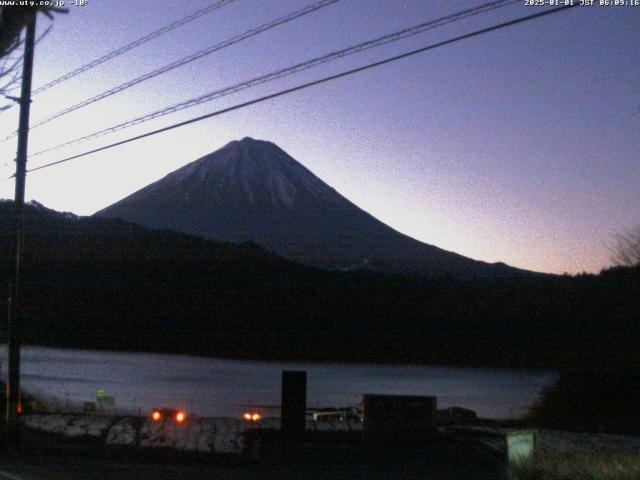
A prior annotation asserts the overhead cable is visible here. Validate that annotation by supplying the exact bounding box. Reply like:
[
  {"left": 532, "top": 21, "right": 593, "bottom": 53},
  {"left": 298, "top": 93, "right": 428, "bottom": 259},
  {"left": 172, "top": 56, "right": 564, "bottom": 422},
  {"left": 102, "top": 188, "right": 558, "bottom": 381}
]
[
  {"left": 24, "top": 4, "right": 578, "bottom": 175},
  {"left": 6, "top": 0, "right": 340, "bottom": 137},
  {"left": 29, "top": 0, "right": 518, "bottom": 155},
  {"left": 32, "top": 0, "right": 238, "bottom": 96}
]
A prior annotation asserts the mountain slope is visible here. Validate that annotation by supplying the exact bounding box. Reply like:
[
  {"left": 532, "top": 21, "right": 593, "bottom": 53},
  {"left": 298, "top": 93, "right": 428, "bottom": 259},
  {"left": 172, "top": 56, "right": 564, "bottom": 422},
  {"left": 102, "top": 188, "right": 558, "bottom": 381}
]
[{"left": 96, "top": 137, "right": 529, "bottom": 278}]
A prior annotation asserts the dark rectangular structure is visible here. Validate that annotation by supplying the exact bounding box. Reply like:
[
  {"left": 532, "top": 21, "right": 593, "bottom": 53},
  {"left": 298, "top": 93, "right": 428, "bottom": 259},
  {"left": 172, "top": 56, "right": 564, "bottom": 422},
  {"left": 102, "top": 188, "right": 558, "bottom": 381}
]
[
  {"left": 281, "top": 370, "right": 306, "bottom": 433},
  {"left": 362, "top": 394, "right": 437, "bottom": 442}
]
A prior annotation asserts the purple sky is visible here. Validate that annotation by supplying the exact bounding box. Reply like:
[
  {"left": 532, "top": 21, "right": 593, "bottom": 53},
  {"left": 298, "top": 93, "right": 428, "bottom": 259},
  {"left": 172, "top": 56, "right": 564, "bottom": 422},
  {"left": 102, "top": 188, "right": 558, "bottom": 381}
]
[{"left": 1, "top": 0, "right": 638, "bottom": 274}]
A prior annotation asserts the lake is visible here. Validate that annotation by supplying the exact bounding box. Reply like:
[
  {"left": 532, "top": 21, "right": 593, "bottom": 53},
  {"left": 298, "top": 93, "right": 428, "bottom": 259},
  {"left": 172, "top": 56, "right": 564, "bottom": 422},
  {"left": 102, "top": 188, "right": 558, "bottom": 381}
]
[{"left": 0, "top": 345, "right": 557, "bottom": 419}]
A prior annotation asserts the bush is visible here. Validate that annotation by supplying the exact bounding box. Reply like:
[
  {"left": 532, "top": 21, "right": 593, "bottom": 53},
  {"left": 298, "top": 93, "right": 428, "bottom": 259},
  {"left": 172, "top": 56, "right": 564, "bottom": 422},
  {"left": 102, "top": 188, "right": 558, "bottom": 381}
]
[{"left": 528, "top": 370, "right": 640, "bottom": 434}]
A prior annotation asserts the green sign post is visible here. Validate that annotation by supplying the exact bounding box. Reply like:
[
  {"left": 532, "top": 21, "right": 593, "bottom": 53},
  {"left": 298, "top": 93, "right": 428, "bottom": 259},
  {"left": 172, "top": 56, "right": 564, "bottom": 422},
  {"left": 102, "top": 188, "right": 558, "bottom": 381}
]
[{"left": 505, "top": 429, "right": 537, "bottom": 464}]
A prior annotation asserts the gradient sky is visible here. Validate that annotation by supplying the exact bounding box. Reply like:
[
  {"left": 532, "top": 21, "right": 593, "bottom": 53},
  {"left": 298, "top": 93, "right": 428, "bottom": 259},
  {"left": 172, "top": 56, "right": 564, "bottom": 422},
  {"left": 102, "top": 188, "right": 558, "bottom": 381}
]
[{"left": 0, "top": 0, "right": 638, "bottom": 274}]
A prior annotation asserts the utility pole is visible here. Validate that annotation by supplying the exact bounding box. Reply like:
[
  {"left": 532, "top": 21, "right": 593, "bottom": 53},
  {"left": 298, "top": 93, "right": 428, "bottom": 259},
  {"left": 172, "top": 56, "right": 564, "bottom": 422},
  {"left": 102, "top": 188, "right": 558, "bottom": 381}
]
[{"left": 6, "top": 14, "right": 37, "bottom": 438}]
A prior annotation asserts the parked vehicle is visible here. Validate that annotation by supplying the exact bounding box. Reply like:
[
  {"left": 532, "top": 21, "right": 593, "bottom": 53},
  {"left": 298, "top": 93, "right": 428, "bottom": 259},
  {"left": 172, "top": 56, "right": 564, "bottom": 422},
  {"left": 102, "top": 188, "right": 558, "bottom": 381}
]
[{"left": 150, "top": 408, "right": 187, "bottom": 424}]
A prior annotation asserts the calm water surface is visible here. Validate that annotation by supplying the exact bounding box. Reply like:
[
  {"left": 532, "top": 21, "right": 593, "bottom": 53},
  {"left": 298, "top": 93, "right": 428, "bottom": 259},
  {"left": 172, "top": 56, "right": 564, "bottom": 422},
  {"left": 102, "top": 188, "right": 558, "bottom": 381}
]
[{"left": 0, "top": 345, "right": 557, "bottom": 419}]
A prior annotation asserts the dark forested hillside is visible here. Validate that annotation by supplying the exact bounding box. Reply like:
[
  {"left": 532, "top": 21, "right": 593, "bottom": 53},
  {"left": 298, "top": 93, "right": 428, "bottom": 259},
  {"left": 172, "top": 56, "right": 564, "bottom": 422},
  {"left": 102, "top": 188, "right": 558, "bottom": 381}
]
[{"left": 1, "top": 200, "right": 639, "bottom": 368}]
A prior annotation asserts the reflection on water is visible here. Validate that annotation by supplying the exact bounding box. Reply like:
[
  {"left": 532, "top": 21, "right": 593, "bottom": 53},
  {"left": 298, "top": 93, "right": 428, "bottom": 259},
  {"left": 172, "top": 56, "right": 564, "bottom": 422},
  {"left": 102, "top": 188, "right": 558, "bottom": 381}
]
[{"left": 0, "top": 345, "right": 557, "bottom": 419}]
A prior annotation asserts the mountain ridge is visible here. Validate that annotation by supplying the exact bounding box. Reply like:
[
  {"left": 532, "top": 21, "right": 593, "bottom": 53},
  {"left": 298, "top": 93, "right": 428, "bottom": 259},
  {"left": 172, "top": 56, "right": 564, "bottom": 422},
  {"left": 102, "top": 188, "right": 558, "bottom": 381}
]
[{"left": 95, "top": 137, "right": 534, "bottom": 278}]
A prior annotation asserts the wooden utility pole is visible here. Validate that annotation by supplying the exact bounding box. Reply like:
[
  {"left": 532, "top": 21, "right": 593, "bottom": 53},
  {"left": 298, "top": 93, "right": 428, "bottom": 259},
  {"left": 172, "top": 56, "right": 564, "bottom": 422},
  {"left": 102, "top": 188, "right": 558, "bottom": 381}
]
[{"left": 6, "top": 13, "right": 36, "bottom": 437}]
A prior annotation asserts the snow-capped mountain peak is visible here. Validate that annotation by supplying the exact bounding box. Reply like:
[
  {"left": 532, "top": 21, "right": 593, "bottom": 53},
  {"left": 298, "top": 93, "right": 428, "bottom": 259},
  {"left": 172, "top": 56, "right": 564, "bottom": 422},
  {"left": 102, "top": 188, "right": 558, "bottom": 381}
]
[
  {"left": 95, "top": 138, "right": 527, "bottom": 278},
  {"left": 133, "top": 137, "right": 343, "bottom": 210}
]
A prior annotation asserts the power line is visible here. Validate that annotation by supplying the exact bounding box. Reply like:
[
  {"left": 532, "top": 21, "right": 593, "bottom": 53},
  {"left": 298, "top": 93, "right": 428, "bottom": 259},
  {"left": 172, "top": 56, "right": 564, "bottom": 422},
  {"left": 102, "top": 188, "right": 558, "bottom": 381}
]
[
  {"left": 5, "top": 0, "right": 340, "bottom": 138},
  {"left": 28, "top": 0, "right": 518, "bottom": 156},
  {"left": 0, "top": 24, "right": 53, "bottom": 110},
  {"left": 13, "top": 0, "right": 239, "bottom": 104},
  {"left": 25, "top": 4, "right": 577, "bottom": 176},
  {"left": 35, "top": 0, "right": 238, "bottom": 95}
]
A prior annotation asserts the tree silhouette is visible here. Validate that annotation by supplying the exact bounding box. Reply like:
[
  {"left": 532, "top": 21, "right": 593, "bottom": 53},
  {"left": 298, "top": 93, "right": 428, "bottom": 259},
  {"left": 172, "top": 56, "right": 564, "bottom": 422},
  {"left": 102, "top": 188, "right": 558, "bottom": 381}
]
[{"left": 611, "top": 224, "right": 640, "bottom": 267}]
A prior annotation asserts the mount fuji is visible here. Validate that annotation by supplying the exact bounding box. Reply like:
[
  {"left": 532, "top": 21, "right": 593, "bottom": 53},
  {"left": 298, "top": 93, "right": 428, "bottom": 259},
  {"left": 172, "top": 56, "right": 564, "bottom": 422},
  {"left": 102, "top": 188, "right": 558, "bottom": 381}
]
[{"left": 95, "top": 137, "right": 528, "bottom": 278}]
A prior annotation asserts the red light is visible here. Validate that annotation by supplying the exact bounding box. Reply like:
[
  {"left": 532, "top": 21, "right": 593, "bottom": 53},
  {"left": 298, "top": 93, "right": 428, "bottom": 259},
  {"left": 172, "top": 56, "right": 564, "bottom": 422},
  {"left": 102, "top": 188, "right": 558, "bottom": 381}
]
[
  {"left": 175, "top": 411, "right": 186, "bottom": 423},
  {"left": 17, "top": 403, "right": 22, "bottom": 414},
  {"left": 243, "top": 412, "right": 262, "bottom": 422},
  {"left": 152, "top": 410, "right": 161, "bottom": 421}
]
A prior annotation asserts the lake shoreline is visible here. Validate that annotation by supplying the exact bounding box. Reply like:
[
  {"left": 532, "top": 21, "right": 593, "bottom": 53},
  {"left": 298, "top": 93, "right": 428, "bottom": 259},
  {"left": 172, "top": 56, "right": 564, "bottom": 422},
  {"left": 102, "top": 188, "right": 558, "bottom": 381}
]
[
  {"left": 1, "top": 344, "right": 555, "bottom": 420},
  {"left": 1, "top": 340, "right": 561, "bottom": 372}
]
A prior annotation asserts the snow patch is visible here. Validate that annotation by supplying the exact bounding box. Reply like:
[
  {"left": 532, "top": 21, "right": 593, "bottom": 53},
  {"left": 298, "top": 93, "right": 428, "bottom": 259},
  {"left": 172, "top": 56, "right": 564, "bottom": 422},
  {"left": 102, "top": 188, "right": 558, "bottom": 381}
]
[
  {"left": 23, "top": 414, "right": 361, "bottom": 454},
  {"left": 106, "top": 417, "right": 137, "bottom": 445},
  {"left": 23, "top": 414, "right": 114, "bottom": 437}
]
